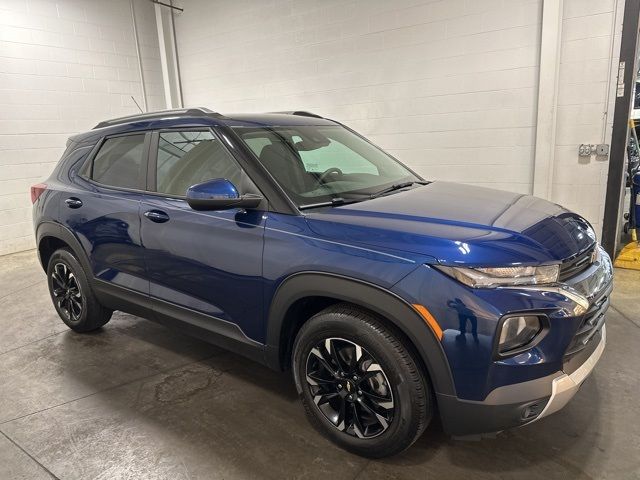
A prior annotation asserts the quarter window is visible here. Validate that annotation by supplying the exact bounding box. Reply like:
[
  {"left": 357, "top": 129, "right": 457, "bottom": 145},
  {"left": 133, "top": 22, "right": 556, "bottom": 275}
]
[
  {"left": 91, "top": 134, "right": 146, "bottom": 189},
  {"left": 156, "top": 130, "right": 245, "bottom": 196}
]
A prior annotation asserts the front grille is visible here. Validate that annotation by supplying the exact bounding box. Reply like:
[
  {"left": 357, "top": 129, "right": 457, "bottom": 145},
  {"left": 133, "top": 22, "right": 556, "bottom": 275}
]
[
  {"left": 564, "top": 293, "right": 608, "bottom": 357},
  {"left": 558, "top": 246, "right": 595, "bottom": 282}
]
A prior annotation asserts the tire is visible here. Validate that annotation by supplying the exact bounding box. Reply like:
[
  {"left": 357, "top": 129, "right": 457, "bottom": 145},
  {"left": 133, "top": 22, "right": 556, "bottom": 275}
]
[
  {"left": 47, "top": 248, "right": 112, "bottom": 332},
  {"left": 292, "top": 303, "right": 432, "bottom": 458}
]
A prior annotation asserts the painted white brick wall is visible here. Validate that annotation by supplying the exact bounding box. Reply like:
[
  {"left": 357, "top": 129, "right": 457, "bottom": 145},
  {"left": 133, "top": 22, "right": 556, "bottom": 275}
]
[
  {"left": 0, "top": 0, "right": 164, "bottom": 256},
  {"left": 550, "top": 0, "right": 624, "bottom": 235},
  {"left": 175, "top": 0, "right": 543, "bottom": 194},
  {"left": 174, "top": 0, "right": 624, "bottom": 237},
  {"left": 0, "top": 0, "right": 626, "bottom": 254}
]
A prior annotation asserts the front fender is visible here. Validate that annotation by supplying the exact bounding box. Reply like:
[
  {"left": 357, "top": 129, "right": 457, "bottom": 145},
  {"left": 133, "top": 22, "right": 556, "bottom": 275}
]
[{"left": 265, "top": 271, "right": 456, "bottom": 397}]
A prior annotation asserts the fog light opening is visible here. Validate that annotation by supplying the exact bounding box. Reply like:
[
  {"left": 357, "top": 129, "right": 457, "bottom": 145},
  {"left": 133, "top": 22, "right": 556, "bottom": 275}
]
[
  {"left": 521, "top": 402, "right": 543, "bottom": 421},
  {"left": 497, "top": 315, "right": 543, "bottom": 355}
]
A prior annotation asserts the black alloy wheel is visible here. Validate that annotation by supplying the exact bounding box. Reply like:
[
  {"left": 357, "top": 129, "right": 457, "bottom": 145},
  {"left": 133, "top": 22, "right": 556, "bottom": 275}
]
[
  {"left": 305, "top": 337, "right": 395, "bottom": 438},
  {"left": 51, "top": 261, "right": 83, "bottom": 322},
  {"left": 47, "top": 248, "right": 112, "bottom": 332},
  {"left": 293, "top": 303, "right": 433, "bottom": 458}
]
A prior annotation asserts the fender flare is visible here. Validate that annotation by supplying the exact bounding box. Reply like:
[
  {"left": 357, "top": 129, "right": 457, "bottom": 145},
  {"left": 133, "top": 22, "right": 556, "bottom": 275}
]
[
  {"left": 265, "top": 272, "right": 456, "bottom": 396},
  {"left": 36, "top": 221, "right": 92, "bottom": 276}
]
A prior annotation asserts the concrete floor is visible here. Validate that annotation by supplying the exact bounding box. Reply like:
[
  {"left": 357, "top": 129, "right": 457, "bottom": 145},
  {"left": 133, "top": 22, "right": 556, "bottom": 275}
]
[{"left": 0, "top": 250, "right": 639, "bottom": 480}]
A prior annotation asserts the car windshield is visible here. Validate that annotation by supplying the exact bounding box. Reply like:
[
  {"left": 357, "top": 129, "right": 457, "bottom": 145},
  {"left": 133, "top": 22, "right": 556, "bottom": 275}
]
[{"left": 232, "top": 125, "right": 421, "bottom": 208}]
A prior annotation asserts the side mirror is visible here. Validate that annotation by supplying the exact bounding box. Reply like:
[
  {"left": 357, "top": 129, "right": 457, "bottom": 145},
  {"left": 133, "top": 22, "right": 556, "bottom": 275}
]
[{"left": 186, "top": 178, "right": 263, "bottom": 211}]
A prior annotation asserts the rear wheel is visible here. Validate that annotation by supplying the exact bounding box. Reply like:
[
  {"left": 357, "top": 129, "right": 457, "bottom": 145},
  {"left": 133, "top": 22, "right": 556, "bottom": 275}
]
[
  {"left": 293, "top": 303, "right": 432, "bottom": 458},
  {"left": 47, "top": 248, "right": 112, "bottom": 332}
]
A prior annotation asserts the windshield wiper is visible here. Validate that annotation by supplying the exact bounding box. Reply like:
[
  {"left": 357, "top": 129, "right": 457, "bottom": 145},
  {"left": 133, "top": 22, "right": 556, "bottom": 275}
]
[
  {"left": 299, "top": 197, "right": 364, "bottom": 210},
  {"left": 300, "top": 181, "right": 427, "bottom": 210},
  {"left": 369, "top": 181, "right": 425, "bottom": 199}
]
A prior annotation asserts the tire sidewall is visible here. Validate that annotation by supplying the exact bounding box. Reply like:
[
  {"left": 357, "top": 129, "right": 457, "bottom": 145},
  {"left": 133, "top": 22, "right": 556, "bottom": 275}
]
[
  {"left": 47, "top": 249, "right": 91, "bottom": 328},
  {"left": 293, "top": 312, "right": 428, "bottom": 456}
]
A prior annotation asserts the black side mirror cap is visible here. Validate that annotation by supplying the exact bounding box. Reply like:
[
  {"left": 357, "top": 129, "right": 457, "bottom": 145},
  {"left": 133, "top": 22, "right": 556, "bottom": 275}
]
[
  {"left": 187, "top": 193, "right": 263, "bottom": 211},
  {"left": 185, "top": 178, "right": 263, "bottom": 211}
]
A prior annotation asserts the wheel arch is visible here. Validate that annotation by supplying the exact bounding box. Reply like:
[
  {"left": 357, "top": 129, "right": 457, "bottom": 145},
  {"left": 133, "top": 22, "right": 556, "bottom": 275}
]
[
  {"left": 265, "top": 272, "right": 456, "bottom": 397},
  {"left": 36, "top": 221, "right": 92, "bottom": 275}
]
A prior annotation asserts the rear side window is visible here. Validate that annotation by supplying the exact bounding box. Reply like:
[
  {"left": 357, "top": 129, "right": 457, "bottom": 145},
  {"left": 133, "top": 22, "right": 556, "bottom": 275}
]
[{"left": 91, "top": 134, "right": 146, "bottom": 189}]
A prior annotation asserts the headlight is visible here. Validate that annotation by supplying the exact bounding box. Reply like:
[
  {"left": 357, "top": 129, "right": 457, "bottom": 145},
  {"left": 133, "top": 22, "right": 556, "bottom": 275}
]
[
  {"left": 497, "top": 315, "right": 542, "bottom": 354},
  {"left": 434, "top": 264, "right": 559, "bottom": 288}
]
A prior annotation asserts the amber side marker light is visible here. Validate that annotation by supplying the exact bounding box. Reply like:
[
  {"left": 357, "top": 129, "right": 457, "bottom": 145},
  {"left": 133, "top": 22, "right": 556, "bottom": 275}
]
[{"left": 412, "top": 304, "right": 443, "bottom": 340}]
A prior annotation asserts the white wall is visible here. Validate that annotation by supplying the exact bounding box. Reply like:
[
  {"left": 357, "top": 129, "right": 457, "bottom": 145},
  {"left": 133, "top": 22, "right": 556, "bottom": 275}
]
[
  {"left": 174, "top": 0, "right": 624, "bottom": 237},
  {"left": 176, "top": 0, "right": 543, "bottom": 192},
  {"left": 0, "top": 0, "right": 164, "bottom": 256},
  {"left": 0, "top": 0, "right": 627, "bottom": 255},
  {"left": 551, "top": 0, "right": 624, "bottom": 235}
]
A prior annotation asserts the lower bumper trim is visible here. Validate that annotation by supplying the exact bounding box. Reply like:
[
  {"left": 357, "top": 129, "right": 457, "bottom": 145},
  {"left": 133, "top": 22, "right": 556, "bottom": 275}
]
[{"left": 533, "top": 324, "right": 606, "bottom": 421}]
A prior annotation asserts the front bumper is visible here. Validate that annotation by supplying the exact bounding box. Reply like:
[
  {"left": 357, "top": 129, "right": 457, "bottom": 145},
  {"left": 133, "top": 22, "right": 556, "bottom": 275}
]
[
  {"left": 438, "top": 324, "right": 606, "bottom": 436},
  {"left": 534, "top": 324, "right": 606, "bottom": 421},
  {"left": 393, "top": 244, "right": 612, "bottom": 436},
  {"left": 434, "top": 247, "right": 612, "bottom": 437}
]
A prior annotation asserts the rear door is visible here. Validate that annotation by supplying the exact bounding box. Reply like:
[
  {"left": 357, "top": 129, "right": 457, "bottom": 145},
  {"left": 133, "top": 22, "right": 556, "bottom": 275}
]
[
  {"left": 140, "top": 128, "right": 266, "bottom": 342},
  {"left": 68, "top": 132, "right": 150, "bottom": 294}
]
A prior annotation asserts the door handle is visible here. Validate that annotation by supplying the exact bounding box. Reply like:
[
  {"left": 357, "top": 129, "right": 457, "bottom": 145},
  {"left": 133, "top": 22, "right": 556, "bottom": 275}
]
[
  {"left": 144, "top": 210, "right": 170, "bottom": 223},
  {"left": 65, "top": 197, "right": 83, "bottom": 209}
]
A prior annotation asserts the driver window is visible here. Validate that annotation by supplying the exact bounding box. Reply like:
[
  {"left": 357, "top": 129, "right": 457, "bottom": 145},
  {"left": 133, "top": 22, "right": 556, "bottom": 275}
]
[{"left": 156, "top": 130, "right": 244, "bottom": 196}]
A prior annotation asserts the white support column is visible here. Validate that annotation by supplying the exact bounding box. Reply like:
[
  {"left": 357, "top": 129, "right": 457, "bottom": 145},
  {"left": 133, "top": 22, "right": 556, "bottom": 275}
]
[
  {"left": 533, "top": 0, "right": 563, "bottom": 199},
  {"left": 155, "top": 2, "right": 183, "bottom": 109},
  {"left": 168, "top": 4, "right": 183, "bottom": 107},
  {"left": 130, "top": 0, "right": 148, "bottom": 112}
]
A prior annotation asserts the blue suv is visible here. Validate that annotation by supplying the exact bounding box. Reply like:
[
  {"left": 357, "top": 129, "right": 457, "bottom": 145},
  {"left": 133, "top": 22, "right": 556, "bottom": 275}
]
[{"left": 32, "top": 108, "right": 612, "bottom": 457}]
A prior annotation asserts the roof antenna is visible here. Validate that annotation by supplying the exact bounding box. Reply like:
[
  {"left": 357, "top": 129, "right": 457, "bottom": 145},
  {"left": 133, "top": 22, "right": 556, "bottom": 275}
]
[{"left": 131, "top": 96, "right": 144, "bottom": 113}]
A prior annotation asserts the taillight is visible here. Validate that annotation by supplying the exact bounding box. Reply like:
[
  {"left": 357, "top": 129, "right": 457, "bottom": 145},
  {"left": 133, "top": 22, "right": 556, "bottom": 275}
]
[{"left": 30, "top": 183, "right": 47, "bottom": 204}]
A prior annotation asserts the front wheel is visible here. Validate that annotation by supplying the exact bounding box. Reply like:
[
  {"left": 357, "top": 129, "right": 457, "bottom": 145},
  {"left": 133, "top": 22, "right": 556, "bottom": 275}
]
[{"left": 292, "top": 304, "right": 433, "bottom": 458}]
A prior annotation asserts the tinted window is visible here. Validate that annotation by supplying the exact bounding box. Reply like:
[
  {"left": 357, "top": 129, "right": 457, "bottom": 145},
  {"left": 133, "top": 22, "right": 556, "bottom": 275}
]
[
  {"left": 234, "top": 125, "right": 418, "bottom": 208},
  {"left": 156, "top": 130, "right": 244, "bottom": 196},
  {"left": 297, "top": 139, "right": 378, "bottom": 175},
  {"left": 91, "top": 134, "right": 146, "bottom": 189}
]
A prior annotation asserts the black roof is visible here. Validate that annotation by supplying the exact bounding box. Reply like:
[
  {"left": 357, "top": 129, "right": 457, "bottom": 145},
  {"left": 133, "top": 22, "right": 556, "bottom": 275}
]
[
  {"left": 92, "top": 107, "right": 220, "bottom": 129},
  {"left": 67, "top": 108, "right": 337, "bottom": 145},
  {"left": 92, "top": 108, "right": 330, "bottom": 130}
]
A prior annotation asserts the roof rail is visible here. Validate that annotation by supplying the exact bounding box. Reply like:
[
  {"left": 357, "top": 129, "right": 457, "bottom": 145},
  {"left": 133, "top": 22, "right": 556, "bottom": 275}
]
[
  {"left": 93, "top": 107, "right": 220, "bottom": 129},
  {"left": 270, "top": 111, "right": 325, "bottom": 119}
]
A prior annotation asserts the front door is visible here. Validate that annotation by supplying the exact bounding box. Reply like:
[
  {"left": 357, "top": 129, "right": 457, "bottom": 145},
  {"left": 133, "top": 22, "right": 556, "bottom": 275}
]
[{"left": 140, "top": 129, "right": 266, "bottom": 342}]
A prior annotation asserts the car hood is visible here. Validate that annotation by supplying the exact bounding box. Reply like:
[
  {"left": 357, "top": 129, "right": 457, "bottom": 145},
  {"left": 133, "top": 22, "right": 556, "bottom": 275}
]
[{"left": 304, "top": 182, "right": 596, "bottom": 266}]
